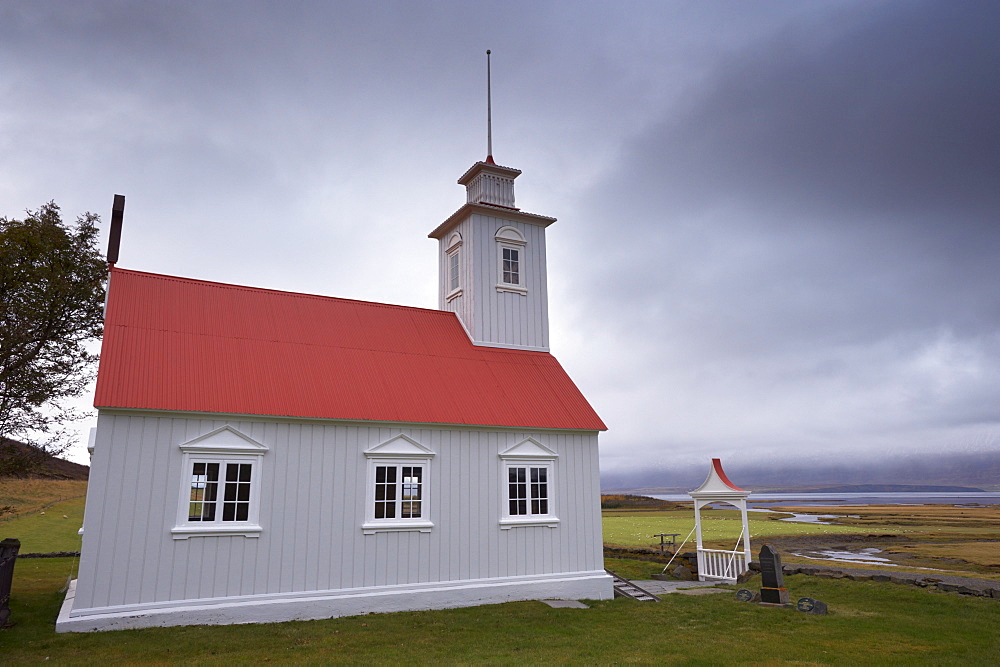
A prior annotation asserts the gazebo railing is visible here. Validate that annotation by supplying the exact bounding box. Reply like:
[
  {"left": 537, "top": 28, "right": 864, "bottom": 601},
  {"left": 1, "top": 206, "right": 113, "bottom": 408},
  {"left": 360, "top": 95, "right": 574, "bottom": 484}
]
[{"left": 697, "top": 547, "right": 746, "bottom": 583}]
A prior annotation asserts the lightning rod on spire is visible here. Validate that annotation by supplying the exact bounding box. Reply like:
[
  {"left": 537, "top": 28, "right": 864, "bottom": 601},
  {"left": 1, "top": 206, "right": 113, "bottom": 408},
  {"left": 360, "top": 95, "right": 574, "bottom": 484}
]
[{"left": 486, "top": 49, "right": 493, "bottom": 162}]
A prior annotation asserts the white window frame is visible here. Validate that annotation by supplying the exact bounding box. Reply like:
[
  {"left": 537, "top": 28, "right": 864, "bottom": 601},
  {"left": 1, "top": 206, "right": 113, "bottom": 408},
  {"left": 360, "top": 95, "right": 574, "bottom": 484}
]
[
  {"left": 446, "top": 231, "right": 463, "bottom": 302},
  {"left": 172, "top": 426, "right": 267, "bottom": 539},
  {"left": 499, "top": 438, "right": 558, "bottom": 529},
  {"left": 363, "top": 435, "right": 435, "bottom": 534},
  {"left": 495, "top": 226, "right": 527, "bottom": 295}
]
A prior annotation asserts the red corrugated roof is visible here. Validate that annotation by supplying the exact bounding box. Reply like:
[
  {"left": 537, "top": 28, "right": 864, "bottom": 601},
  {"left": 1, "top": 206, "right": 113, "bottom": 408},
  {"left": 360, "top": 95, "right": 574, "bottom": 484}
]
[{"left": 95, "top": 268, "right": 606, "bottom": 431}]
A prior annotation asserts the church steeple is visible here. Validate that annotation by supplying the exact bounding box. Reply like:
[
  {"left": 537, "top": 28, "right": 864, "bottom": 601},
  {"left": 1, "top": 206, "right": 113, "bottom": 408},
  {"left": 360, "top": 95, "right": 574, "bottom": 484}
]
[
  {"left": 429, "top": 51, "right": 556, "bottom": 350},
  {"left": 428, "top": 158, "right": 555, "bottom": 351}
]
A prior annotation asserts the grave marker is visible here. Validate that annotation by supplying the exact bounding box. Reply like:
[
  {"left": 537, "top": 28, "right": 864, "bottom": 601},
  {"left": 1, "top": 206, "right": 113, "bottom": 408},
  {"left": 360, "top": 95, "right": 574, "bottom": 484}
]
[
  {"left": 796, "top": 597, "right": 828, "bottom": 615},
  {"left": 758, "top": 544, "right": 790, "bottom": 604}
]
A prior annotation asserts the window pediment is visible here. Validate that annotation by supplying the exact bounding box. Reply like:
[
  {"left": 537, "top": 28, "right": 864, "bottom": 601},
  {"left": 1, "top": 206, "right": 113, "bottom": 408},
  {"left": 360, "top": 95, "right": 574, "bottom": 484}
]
[
  {"left": 494, "top": 226, "right": 526, "bottom": 246},
  {"left": 365, "top": 434, "right": 435, "bottom": 459},
  {"left": 499, "top": 438, "right": 557, "bottom": 460},
  {"left": 178, "top": 426, "right": 269, "bottom": 455}
]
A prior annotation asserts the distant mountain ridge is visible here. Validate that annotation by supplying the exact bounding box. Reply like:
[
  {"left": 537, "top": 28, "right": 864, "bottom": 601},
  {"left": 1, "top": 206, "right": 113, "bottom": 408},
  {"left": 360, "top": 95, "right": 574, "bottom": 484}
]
[
  {"left": 0, "top": 437, "right": 89, "bottom": 480},
  {"left": 790, "top": 484, "right": 985, "bottom": 493}
]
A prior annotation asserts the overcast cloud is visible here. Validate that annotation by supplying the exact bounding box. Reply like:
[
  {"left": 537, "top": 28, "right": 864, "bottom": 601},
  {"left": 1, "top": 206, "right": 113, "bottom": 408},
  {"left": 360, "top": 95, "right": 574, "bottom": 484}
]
[{"left": 2, "top": 1, "right": 998, "bottom": 476}]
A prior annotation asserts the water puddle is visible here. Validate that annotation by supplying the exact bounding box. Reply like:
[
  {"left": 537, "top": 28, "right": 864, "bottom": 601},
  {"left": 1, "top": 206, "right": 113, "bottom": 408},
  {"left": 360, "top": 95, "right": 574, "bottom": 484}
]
[
  {"left": 791, "top": 547, "right": 946, "bottom": 571},
  {"left": 793, "top": 547, "right": 894, "bottom": 565},
  {"left": 747, "top": 507, "right": 859, "bottom": 524}
]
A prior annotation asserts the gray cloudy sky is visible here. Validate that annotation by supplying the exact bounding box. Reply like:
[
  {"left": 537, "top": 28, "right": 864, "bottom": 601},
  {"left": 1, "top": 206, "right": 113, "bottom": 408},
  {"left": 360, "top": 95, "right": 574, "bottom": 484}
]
[{"left": 2, "top": 1, "right": 998, "bottom": 475}]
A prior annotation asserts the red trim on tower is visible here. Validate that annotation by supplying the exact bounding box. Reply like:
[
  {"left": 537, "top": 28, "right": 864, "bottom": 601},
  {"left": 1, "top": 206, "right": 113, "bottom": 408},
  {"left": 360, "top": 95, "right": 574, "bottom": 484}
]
[{"left": 712, "top": 458, "right": 746, "bottom": 491}]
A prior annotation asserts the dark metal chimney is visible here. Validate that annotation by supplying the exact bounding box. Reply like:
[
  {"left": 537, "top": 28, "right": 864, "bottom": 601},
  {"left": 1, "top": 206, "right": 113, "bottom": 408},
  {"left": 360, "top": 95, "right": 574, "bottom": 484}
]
[{"left": 107, "top": 194, "right": 125, "bottom": 265}]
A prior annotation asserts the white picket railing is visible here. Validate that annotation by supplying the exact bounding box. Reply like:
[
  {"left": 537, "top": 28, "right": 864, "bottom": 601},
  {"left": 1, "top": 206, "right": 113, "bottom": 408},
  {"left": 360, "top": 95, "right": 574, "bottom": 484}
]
[{"left": 697, "top": 548, "right": 747, "bottom": 583}]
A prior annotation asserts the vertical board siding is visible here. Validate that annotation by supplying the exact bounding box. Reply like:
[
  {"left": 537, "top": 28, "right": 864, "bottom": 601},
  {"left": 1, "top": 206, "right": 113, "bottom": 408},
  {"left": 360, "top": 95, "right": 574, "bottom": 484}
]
[
  {"left": 439, "top": 217, "right": 476, "bottom": 337},
  {"left": 439, "top": 210, "right": 552, "bottom": 351},
  {"left": 442, "top": 213, "right": 550, "bottom": 351},
  {"left": 77, "top": 413, "right": 601, "bottom": 611}
]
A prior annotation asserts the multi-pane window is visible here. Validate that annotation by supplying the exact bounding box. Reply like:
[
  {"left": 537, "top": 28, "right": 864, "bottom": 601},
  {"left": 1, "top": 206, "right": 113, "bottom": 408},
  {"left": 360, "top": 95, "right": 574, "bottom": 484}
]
[
  {"left": 188, "top": 461, "right": 252, "bottom": 522},
  {"left": 374, "top": 465, "right": 423, "bottom": 520},
  {"left": 363, "top": 435, "right": 434, "bottom": 534},
  {"left": 174, "top": 426, "right": 267, "bottom": 539},
  {"left": 499, "top": 439, "right": 557, "bottom": 528},
  {"left": 502, "top": 247, "right": 520, "bottom": 285},
  {"left": 494, "top": 227, "right": 527, "bottom": 295},
  {"left": 507, "top": 466, "right": 548, "bottom": 516},
  {"left": 448, "top": 251, "right": 460, "bottom": 292}
]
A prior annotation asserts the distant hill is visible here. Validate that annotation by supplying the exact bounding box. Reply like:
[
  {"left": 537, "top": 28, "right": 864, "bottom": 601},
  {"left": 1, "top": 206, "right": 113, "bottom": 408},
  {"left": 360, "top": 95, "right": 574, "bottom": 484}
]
[
  {"left": 0, "top": 437, "right": 89, "bottom": 480},
  {"left": 791, "top": 484, "right": 985, "bottom": 493},
  {"left": 602, "top": 450, "right": 1000, "bottom": 493}
]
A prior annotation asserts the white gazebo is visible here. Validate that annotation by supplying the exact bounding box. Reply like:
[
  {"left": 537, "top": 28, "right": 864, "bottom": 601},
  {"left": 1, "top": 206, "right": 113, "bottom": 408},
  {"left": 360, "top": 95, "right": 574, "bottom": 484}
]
[{"left": 689, "top": 458, "right": 751, "bottom": 583}]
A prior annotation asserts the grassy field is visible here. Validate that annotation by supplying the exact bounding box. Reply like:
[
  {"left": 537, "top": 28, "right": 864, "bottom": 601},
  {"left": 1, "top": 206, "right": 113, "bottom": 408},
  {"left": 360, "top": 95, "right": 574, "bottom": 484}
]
[
  {"left": 603, "top": 500, "right": 1000, "bottom": 580},
  {"left": 778, "top": 503, "right": 1000, "bottom": 532},
  {"left": 0, "top": 478, "right": 87, "bottom": 553},
  {"left": 602, "top": 508, "right": 895, "bottom": 550},
  {"left": 2, "top": 483, "right": 998, "bottom": 663},
  {"left": 2, "top": 557, "right": 999, "bottom": 663},
  {"left": 0, "top": 496, "right": 85, "bottom": 553},
  {"left": 0, "top": 479, "right": 88, "bottom": 520},
  {"left": 886, "top": 541, "right": 1000, "bottom": 568},
  {"left": 605, "top": 556, "right": 673, "bottom": 581}
]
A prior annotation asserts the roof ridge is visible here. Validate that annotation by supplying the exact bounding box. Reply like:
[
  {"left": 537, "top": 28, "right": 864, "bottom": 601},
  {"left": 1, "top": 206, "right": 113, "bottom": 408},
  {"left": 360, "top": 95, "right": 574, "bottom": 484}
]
[{"left": 111, "top": 267, "right": 454, "bottom": 316}]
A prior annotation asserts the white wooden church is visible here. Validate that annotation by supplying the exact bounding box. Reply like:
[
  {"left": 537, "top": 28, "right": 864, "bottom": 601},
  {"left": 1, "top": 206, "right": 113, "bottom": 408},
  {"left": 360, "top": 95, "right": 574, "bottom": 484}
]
[{"left": 57, "top": 154, "right": 612, "bottom": 632}]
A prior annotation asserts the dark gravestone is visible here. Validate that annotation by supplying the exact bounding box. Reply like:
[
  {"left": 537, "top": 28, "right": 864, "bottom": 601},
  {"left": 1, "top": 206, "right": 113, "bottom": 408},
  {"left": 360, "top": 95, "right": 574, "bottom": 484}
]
[
  {"left": 758, "top": 544, "right": 790, "bottom": 605},
  {"left": 796, "top": 597, "right": 828, "bottom": 615},
  {"left": 1, "top": 538, "right": 21, "bottom": 627}
]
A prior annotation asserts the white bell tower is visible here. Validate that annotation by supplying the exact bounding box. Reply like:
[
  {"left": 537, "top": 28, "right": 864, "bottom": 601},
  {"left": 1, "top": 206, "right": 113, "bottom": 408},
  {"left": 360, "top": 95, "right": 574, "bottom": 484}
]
[
  {"left": 428, "top": 157, "right": 555, "bottom": 351},
  {"left": 429, "top": 51, "right": 555, "bottom": 351}
]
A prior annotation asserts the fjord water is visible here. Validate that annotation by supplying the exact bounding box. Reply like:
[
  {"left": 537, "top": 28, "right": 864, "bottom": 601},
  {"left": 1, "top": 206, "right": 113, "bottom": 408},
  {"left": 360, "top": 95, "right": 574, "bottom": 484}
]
[{"left": 650, "top": 492, "right": 1000, "bottom": 507}]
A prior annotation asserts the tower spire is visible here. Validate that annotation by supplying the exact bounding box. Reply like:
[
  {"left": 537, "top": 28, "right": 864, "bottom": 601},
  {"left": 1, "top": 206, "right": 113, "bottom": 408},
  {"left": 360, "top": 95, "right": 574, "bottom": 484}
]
[{"left": 486, "top": 49, "right": 494, "bottom": 164}]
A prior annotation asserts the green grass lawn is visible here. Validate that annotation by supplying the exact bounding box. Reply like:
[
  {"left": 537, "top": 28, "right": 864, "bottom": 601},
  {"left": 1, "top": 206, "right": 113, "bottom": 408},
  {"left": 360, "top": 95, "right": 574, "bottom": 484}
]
[
  {"left": 0, "top": 496, "right": 84, "bottom": 553},
  {"left": 2, "top": 557, "right": 998, "bottom": 664},
  {"left": 605, "top": 556, "right": 673, "bottom": 581},
  {"left": 2, "top": 489, "right": 998, "bottom": 662}
]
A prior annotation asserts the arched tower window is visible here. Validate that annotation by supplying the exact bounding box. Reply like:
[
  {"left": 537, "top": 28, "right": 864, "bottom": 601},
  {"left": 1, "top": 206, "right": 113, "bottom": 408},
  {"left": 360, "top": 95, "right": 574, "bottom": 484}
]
[
  {"left": 445, "top": 232, "right": 463, "bottom": 298},
  {"left": 495, "top": 226, "right": 527, "bottom": 295}
]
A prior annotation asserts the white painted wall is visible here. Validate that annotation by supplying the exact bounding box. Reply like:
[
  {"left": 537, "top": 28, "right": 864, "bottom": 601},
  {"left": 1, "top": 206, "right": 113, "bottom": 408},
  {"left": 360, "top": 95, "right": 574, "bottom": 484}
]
[
  {"left": 439, "top": 213, "right": 550, "bottom": 350},
  {"left": 67, "top": 411, "right": 606, "bottom": 627}
]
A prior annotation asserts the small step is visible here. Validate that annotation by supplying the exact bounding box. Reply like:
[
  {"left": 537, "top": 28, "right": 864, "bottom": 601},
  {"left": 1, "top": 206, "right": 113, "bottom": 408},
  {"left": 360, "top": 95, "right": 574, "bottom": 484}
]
[{"left": 605, "top": 569, "right": 661, "bottom": 602}]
